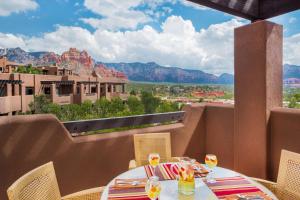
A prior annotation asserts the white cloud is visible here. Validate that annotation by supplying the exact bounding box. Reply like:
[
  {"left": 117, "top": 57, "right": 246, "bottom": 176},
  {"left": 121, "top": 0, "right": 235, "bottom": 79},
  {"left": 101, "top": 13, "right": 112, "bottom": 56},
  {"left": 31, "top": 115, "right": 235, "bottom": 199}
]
[
  {"left": 0, "top": 16, "right": 245, "bottom": 75},
  {"left": 81, "top": 0, "right": 150, "bottom": 31},
  {"left": 80, "top": 0, "right": 207, "bottom": 31},
  {"left": 0, "top": 0, "right": 38, "bottom": 16},
  {"left": 0, "top": 33, "right": 26, "bottom": 49},
  {"left": 284, "top": 33, "right": 300, "bottom": 65},
  {"left": 80, "top": 10, "right": 149, "bottom": 31},
  {"left": 288, "top": 17, "right": 297, "bottom": 24}
]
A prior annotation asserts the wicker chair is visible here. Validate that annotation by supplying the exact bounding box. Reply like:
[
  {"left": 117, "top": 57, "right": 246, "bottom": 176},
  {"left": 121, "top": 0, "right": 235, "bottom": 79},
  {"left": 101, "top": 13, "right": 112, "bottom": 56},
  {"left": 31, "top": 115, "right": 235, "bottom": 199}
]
[
  {"left": 253, "top": 150, "right": 300, "bottom": 200},
  {"left": 7, "top": 162, "right": 104, "bottom": 200},
  {"left": 129, "top": 132, "right": 179, "bottom": 169}
]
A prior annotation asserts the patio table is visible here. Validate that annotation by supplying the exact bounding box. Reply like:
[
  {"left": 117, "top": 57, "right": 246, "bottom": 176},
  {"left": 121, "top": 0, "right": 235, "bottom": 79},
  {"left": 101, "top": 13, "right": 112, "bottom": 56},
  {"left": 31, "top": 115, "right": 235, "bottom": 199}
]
[{"left": 101, "top": 164, "right": 278, "bottom": 200}]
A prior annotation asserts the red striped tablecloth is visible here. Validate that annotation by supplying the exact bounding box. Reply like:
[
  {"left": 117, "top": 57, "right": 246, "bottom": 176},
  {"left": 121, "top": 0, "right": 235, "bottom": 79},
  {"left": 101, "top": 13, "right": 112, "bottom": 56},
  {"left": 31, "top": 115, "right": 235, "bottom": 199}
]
[
  {"left": 204, "top": 176, "right": 273, "bottom": 200},
  {"left": 144, "top": 163, "right": 208, "bottom": 181}
]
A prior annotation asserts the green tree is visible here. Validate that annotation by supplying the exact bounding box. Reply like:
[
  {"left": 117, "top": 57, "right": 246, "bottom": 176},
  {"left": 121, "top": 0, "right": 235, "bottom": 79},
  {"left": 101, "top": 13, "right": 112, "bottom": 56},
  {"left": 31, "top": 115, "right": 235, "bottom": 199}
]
[
  {"left": 29, "top": 95, "right": 51, "bottom": 114},
  {"left": 94, "top": 98, "right": 111, "bottom": 117},
  {"left": 60, "top": 104, "right": 82, "bottom": 121},
  {"left": 294, "top": 93, "right": 300, "bottom": 101},
  {"left": 14, "top": 65, "right": 41, "bottom": 74},
  {"left": 80, "top": 100, "right": 94, "bottom": 119},
  {"left": 141, "top": 91, "right": 160, "bottom": 114},
  {"left": 109, "top": 97, "right": 126, "bottom": 116},
  {"left": 127, "top": 96, "right": 144, "bottom": 115},
  {"left": 288, "top": 97, "right": 298, "bottom": 108},
  {"left": 45, "top": 103, "right": 63, "bottom": 119},
  {"left": 156, "top": 101, "right": 179, "bottom": 113},
  {"left": 130, "top": 90, "right": 137, "bottom": 96}
]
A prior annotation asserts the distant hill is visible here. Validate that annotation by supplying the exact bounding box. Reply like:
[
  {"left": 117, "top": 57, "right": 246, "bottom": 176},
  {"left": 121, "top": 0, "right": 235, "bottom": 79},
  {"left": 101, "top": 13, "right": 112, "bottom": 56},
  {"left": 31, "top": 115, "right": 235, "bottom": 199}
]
[
  {"left": 2, "top": 47, "right": 300, "bottom": 84},
  {"left": 28, "top": 51, "right": 49, "bottom": 59},
  {"left": 104, "top": 63, "right": 300, "bottom": 84},
  {"left": 103, "top": 62, "right": 234, "bottom": 84},
  {"left": 0, "top": 47, "right": 36, "bottom": 63},
  {"left": 284, "top": 64, "right": 300, "bottom": 79}
]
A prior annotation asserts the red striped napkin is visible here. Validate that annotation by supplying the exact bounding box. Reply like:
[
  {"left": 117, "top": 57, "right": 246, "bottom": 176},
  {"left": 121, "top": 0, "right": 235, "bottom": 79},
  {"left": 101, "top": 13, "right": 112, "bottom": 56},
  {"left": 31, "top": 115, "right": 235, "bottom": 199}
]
[
  {"left": 144, "top": 163, "right": 208, "bottom": 181},
  {"left": 108, "top": 186, "right": 150, "bottom": 200},
  {"left": 204, "top": 176, "right": 273, "bottom": 200}
]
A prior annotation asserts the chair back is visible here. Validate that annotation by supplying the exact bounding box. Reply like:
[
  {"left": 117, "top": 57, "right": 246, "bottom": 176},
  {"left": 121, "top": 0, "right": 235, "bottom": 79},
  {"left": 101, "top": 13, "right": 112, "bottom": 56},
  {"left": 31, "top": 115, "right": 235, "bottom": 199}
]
[
  {"left": 7, "top": 162, "right": 61, "bottom": 200},
  {"left": 277, "top": 150, "right": 300, "bottom": 200},
  {"left": 134, "top": 132, "right": 172, "bottom": 166}
]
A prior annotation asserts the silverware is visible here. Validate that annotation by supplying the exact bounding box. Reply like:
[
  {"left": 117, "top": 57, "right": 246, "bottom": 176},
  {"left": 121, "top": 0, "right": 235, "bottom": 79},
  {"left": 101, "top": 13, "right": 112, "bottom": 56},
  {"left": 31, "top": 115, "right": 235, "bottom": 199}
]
[
  {"left": 117, "top": 180, "right": 140, "bottom": 186},
  {"left": 237, "top": 194, "right": 264, "bottom": 200}
]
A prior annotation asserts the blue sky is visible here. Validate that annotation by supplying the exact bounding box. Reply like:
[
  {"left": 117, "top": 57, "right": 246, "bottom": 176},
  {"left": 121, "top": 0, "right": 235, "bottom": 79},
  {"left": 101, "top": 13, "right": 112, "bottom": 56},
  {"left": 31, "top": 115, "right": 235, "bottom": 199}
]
[
  {"left": 0, "top": 0, "right": 239, "bottom": 35},
  {"left": 0, "top": 0, "right": 300, "bottom": 75}
]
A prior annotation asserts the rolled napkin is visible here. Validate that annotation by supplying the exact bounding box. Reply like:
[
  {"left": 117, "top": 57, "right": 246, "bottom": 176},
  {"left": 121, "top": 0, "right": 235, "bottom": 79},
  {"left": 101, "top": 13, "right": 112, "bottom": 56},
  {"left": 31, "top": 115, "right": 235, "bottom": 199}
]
[{"left": 112, "top": 178, "right": 148, "bottom": 189}]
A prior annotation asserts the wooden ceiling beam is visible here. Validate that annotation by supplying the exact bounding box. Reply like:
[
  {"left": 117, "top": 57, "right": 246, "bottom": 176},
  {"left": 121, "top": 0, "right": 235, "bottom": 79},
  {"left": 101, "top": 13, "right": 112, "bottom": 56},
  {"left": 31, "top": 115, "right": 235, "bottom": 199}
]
[
  {"left": 188, "top": 0, "right": 258, "bottom": 20},
  {"left": 260, "top": 0, "right": 300, "bottom": 19},
  {"left": 187, "top": 0, "right": 300, "bottom": 21}
]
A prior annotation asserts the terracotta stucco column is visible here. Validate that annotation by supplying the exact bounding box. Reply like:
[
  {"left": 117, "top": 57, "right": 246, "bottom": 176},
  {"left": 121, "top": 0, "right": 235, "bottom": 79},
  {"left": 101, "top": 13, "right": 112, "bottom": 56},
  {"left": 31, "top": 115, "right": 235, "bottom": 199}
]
[
  {"left": 21, "top": 84, "right": 26, "bottom": 112},
  {"left": 6, "top": 84, "right": 12, "bottom": 96},
  {"left": 72, "top": 83, "right": 77, "bottom": 95},
  {"left": 50, "top": 83, "right": 57, "bottom": 103},
  {"left": 105, "top": 83, "right": 111, "bottom": 100},
  {"left": 96, "top": 83, "right": 100, "bottom": 99},
  {"left": 79, "top": 83, "right": 85, "bottom": 103},
  {"left": 14, "top": 84, "right": 20, "bottom": 96},
  {"left": 234, "top": 21, "right": 283, "bottom": 178}
]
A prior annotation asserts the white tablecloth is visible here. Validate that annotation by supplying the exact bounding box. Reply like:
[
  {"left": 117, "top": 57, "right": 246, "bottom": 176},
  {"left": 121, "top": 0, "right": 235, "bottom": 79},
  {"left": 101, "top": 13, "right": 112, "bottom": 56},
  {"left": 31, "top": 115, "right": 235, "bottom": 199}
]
[{"left": 101, "top": 164, "right": 278, "bottom": 200}]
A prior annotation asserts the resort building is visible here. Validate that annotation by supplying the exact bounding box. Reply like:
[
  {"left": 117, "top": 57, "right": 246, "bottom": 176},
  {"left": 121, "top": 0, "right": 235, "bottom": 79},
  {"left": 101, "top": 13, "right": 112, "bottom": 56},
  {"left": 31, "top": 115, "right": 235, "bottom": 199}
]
[
  {"left": 0, "top": 56, "right": 128, "bottom": 115},
  {"left": 0, "top": 56, "right": 22, "bottom": 73}
]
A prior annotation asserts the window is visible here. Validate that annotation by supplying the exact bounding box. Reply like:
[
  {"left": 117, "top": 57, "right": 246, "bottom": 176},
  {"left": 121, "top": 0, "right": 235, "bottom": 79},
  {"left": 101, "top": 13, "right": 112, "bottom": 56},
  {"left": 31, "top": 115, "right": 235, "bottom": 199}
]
[
  {"left": 44, "top": 87, "right": 51, "bottom": 95},
  {"left": 25, "top": 87, "right": 34, "bottom": 95},
  {"left": 91, "top": 86, "right": 97, "bottom": 93}
]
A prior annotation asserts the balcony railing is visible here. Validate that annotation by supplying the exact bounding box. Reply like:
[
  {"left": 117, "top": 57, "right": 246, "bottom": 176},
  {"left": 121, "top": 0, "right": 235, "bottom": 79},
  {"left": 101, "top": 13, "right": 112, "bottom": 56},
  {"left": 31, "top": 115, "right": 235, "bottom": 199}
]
[{"left": 63, "top": 111, "right": 185, "bottom": 133}]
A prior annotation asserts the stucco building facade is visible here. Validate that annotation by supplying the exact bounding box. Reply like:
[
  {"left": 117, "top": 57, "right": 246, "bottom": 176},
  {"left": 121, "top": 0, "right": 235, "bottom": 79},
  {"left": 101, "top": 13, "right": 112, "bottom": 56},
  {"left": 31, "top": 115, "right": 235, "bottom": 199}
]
[{"left": 0, "top": 56, "right": 128, "bottom": 115}]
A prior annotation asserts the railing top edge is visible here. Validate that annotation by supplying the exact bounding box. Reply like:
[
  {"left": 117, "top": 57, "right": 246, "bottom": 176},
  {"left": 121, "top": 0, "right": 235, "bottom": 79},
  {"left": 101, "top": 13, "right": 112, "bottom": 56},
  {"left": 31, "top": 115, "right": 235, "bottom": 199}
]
[{"left": 63, "top": 111, "right": 185, "bottom": 124}]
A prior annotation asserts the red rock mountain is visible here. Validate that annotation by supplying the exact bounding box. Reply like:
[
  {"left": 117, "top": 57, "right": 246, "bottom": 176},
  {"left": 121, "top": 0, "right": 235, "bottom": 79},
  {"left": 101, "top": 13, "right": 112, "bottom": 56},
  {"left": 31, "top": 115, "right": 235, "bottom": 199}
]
[
  {"left": 61, "top": 48, "right": 94, "bottom": 74},
  {"left": 35, "top": 48, "right": 94, "bottom": 75},
  {"left": 94, "top": 63, "right": 127, "bottom": 79}
]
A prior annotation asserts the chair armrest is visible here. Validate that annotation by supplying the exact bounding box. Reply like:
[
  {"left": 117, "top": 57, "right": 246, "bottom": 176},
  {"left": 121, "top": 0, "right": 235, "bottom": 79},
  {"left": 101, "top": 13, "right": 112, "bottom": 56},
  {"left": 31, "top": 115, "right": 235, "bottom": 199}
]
[
  {"left": 129, "top": 159, "right": 137, "bottom": 170},
  {"left": 251, "top": 177, "right": 277, "bottom": 194},
  {"left": 62, "top": 187, "right": 104, "bottom": 200}
]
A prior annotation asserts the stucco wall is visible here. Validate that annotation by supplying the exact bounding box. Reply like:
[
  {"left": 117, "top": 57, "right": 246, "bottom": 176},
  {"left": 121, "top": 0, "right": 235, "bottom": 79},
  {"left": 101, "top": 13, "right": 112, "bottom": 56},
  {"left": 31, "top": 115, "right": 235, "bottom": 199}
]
[
  {"left": 53, "top": 95, "right": 73, "bottom": 105},
  {"left": 0, "top": 104, "right": 205, "bottom": 200},
  {"left": 268, "top": 108, "right": 300, "bottom": 181},
  {"left": 205, "top": 104, "right": 234, "bottom": 169},
  {"left": 1, "top": 104, "right": 300, "bottom": 200},
  {"left": 0, "top": 96, "right": 22, "bottom": 114}
]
